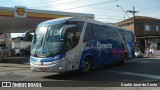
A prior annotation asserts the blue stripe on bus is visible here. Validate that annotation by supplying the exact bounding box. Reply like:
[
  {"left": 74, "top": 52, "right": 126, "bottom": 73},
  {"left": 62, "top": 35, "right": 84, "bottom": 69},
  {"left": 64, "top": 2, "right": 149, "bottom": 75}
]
[{"left": 30, "top": 54, "right": 65, "bottom": 62}]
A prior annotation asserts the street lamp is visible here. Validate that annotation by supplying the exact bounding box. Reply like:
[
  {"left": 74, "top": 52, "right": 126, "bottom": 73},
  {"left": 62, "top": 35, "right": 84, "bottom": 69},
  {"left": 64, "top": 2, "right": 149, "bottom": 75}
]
[{"left": 116, "top": 5, "right": 130, "bottom": 19}]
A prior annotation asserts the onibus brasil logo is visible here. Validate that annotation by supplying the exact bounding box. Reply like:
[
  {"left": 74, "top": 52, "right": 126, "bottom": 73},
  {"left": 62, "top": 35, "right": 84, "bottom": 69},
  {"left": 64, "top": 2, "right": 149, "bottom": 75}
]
[{"left": 2, "top": 82, "right": 42, "bottom": 87}]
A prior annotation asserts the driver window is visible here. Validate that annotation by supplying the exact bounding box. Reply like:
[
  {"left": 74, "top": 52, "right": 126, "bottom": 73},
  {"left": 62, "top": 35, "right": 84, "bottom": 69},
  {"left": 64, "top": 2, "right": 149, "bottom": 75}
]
[
  {"left": 66, "top": 31, "right": 75, "bottom": 50},
  {"left": 65, "top": 26, "right": 81, "bottom": 50}
]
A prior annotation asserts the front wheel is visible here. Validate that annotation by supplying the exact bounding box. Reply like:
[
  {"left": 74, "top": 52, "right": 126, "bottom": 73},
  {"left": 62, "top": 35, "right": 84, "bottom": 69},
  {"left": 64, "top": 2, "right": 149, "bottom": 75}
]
[{"left": 80, "top": 58, "right": 92, "bottom": 74}]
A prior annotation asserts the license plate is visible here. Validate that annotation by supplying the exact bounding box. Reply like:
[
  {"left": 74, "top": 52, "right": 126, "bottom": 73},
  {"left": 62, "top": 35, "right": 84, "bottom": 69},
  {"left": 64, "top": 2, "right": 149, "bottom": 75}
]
[{"left": 39, "top": 67, "right": 46, "bottom": 71}]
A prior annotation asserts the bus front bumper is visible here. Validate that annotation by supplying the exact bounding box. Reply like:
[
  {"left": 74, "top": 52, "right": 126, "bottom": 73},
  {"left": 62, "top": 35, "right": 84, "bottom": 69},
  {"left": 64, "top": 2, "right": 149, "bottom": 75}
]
[{"left": 30, "top": 59, "right": 65, "bottom": 73}]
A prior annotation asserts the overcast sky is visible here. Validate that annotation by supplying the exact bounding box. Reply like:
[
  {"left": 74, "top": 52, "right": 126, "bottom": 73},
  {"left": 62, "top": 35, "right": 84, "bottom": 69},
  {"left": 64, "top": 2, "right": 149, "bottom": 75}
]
[{"left": 1, "top": 0, "right": 160, "bottom": 37}]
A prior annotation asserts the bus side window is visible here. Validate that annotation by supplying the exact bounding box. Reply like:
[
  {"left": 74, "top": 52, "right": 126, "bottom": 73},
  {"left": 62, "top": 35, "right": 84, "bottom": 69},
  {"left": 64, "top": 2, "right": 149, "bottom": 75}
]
[
  {"left": 65, "top": 27, "right": 81, "bottom": 50},
  {"left": 93, "top": 24, "right": 99, "bottom": 40},
  {"left": 75, "top": 31, "right": 80, "bottom": 46},
  {"left": 83, "top": 23, "right": 94, "bottom": 42},
  {"left": 66, "top": 31, "right": 75, "bottom": 50}
]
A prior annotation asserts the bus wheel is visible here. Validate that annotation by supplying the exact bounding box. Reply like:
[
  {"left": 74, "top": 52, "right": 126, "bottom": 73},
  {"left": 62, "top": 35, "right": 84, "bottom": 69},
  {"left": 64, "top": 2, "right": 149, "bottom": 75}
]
[
  {"left": 81, "top": 58, "right": 92, "bottom": 74},
  {"left": 122, "top": 55, "right": 127, "bottom": 65},
  {"left": 119, "top": 55, "right": 127, "bottom": 65}
]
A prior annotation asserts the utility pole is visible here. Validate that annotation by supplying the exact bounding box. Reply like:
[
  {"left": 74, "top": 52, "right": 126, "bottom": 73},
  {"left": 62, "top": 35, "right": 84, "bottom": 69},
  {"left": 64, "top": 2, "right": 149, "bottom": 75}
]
[
  {"left": 127, "top": 6, "right": 138, "bottom": 49},
  {"left": 127, "top": 6, "right": 138, "bottom": 35}
]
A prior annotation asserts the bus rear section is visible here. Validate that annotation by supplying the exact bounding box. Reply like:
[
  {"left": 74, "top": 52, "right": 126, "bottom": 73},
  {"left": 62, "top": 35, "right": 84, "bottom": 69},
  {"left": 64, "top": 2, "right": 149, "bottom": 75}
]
[{"left": 78, "top": 23, "right": 134, "bottom": 73}]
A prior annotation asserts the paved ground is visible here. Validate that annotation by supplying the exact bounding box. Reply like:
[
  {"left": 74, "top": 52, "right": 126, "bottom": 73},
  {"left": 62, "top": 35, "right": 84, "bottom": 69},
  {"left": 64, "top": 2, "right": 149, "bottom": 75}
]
[
  {"left": 0, "top": 57, "right": 160, "bottom": 90},
  {"left": 0, "top": 57, "right": 29, "bottom": 64}
]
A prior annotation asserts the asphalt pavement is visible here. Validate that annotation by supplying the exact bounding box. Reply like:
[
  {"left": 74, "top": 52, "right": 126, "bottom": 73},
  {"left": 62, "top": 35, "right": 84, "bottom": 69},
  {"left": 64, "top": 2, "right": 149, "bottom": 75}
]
[
  {"left": 0, "top": 57, "right": 160, "bottom": 90},
  {"left": 0, "top": 56, "right": 29, "bottom": 64}
]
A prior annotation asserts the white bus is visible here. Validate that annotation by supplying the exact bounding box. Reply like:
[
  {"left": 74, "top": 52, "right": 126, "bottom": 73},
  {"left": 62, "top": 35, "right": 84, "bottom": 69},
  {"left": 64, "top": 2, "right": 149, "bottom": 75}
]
[{"left": 29, "top": 17, "right": 135, "bottom": 73}]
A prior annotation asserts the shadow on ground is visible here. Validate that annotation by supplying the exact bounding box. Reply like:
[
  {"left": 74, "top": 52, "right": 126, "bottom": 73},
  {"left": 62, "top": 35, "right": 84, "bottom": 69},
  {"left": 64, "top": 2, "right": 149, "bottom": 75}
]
[{"left": 0, "top": 57, "right": 29, "bottom": 64}]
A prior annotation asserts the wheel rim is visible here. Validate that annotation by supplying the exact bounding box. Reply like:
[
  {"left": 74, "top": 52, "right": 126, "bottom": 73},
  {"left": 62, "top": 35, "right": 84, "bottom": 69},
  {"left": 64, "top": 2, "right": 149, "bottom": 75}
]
[{"left": 83, "top": 61, "right": 90, "bottom": 72}]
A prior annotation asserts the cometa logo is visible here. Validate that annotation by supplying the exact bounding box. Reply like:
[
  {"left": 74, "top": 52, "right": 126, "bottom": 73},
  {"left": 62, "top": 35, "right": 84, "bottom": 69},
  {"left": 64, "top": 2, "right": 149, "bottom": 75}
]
[
  {"left": 16, "top": 8, "right": 25, "bottom": 16},
  {"left": 97, "top": 42, "right": 112, "bottom": 49}
]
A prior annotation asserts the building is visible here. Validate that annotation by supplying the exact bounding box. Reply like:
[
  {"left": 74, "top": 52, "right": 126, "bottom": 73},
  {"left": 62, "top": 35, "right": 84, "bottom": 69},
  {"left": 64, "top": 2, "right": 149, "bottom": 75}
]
[
  {"left": 11, "top": 37, "right": 31, "bottom": 55},
  {"left": 115, "top": 16, "right": 160, "bottom": 53},
  {"left": 0, "top": 6, "right": 94, "bottom": 57},
  {"left": 0, "top": 6, "right": 94, "bottom": 33},
  {"left": 0, "top": 33, "right": 11, "bottom": 57}
]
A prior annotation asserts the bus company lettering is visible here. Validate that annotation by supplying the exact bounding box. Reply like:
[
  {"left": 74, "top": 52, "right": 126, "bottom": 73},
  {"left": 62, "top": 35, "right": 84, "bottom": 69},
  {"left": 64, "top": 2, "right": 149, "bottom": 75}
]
[{"left": 97, "top": 42, "right": 112, "bottom": 49}]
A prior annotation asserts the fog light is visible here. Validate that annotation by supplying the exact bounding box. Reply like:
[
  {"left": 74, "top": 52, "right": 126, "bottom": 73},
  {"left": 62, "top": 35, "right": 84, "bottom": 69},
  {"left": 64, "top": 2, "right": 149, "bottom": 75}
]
[{"left": 59, "top": 67, "right": 63, "bottom": 70}]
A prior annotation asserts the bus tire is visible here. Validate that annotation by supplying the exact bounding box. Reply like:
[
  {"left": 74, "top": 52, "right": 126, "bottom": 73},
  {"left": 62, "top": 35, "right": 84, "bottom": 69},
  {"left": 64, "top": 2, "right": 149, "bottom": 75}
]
[
  {"left": 119, "top": 54, "right": 127, "bottom": 65},
  {"left": 81, "top": 58, "right": 92, "bottom": 74}
]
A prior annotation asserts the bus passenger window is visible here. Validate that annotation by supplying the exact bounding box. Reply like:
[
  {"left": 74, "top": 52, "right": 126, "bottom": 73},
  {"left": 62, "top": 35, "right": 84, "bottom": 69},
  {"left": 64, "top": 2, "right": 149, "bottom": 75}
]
[{"left": 83, "top": 23, "right": 94, "bottom": 42}]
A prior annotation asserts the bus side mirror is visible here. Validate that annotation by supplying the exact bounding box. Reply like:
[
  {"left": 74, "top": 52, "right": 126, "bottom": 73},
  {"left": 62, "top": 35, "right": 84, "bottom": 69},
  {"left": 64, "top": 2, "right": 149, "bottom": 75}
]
[{"left": 24, "top": 29, "right": 35, "bottom": 41}]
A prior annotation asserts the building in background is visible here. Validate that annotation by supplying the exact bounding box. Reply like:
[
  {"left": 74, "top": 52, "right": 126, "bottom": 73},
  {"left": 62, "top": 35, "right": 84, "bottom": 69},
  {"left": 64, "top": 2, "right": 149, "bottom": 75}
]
[
  {"left": 115, "top": 16, "right": 160, "bottom": 54},
  {"left": 0, "top": 33, "right": 5, "bottom": 48},
  {"left": 11, "top": 37, "right": 31, "bottom": 55},
  {"left": 0, "top": 6, "right": 94, "bottom": 57},
  {"left": 0, "top": 33, "right": 11, "bottom": 57}
]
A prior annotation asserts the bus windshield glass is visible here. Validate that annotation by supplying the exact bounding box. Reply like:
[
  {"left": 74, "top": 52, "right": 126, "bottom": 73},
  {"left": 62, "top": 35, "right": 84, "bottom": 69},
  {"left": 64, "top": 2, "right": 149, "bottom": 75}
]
[
  {"left": 31, "top": 24, "right": 64, "bottom": 56},
  {"left": 31, "top": 26, "right": 47, "bottom": 56},
  {"left": 44, "top": 25, "right": 64, "bottom": 55}
]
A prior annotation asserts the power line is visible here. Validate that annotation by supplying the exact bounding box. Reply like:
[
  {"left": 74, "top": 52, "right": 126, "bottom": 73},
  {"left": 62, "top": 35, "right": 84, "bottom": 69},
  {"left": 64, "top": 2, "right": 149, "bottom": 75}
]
[
  {"left": 57, "top": 0, "right": 118, "bottom": 11},
  {"left": 96, "top": 14, "right": 125, "bottom": 18},
  {"left": 116, "top": 5, "right": 130, "bottom": 18},
  {"left": 86, "top": 7, "right": 121, "bottom": 12},
  {"left": 30, "top": 0, "right": 118, "bottom": 13},
  {"left": 95, "top": 17, "right": 124, "bottom": 20},
  {"left": 30, "top": 0, "right": 89, "bottom": 8},
  {"left": 27, "top": 0, "right": 61, "bottom": 6},
  {"left": 150, "top": 0, "right": 160, "bottom": 2},
  {"left": 148, "top": 0, "right": 160, "bottom": 8}
]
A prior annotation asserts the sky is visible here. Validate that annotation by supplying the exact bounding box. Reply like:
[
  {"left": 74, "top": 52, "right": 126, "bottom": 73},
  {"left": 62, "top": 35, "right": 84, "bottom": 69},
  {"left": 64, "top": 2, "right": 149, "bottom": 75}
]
[{"left": 0, "top": 0, "right": 160, "bottom": 37}]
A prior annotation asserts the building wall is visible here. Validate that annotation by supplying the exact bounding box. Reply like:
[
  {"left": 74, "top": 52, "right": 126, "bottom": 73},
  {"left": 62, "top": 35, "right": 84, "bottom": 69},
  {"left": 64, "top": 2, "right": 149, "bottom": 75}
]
[
  {"left": 117, "top": 21, "right": 160, "bottom": 37},
  {"left": 143, "top": 21, "right": 160, "bottom": 36},
  {"left": 0, "top": 33, "right": 4, "bottom": 42},
  {"left": 12, "top": 41, "right": 31, "bottom": 49},
  {"left": 120, "top": 23, "right": 134, "bottom": 32},
  {"left": 135, "top": 21, "right": 144, "bottom": 36},
  {"left": 12, "top": 41, "right": 31, "bottom": 54},
  {"left": 0, "top": 33, "right": 12, "bottom": 56},
  {"left": 115, "top": 16, "right": 160, "bottom": 53}
]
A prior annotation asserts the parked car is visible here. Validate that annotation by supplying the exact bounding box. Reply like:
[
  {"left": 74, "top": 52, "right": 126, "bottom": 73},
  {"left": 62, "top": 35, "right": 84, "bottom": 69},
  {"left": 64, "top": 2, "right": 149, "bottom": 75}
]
[{"left": 135, "top": 51, "right": 144, "bottom": 58}]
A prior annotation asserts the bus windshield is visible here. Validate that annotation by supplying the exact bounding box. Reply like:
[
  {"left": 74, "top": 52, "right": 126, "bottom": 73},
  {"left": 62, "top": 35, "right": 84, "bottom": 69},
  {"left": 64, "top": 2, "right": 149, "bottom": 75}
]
[{"left": 31, "top": 24, "right": 64, "bottom": 56}]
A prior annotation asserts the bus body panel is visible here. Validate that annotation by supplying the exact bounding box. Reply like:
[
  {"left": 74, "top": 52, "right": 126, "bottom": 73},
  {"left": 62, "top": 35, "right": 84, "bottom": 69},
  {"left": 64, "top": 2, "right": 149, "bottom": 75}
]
[{"left": 79, "top": 39, "right": 126, "bottom": 69}]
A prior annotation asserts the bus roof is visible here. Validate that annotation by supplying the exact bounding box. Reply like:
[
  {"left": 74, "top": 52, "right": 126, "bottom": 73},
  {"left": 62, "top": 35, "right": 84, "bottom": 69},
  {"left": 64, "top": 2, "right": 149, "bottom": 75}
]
[
  {"left": 38, "top": 17, "right": 133, "bottom": 33},
  {"left": 38, "top": 17, "right": 72, "bottom": 26}
]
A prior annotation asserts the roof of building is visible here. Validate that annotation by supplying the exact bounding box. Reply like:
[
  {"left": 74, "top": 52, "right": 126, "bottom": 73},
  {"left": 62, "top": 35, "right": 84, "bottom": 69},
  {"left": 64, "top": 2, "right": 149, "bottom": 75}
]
[
  {"left": 0, "top": 6, "right": 94, "bottom": 19},
  {"left": 12, "top": 37, "right": 24, "bottom": 42},
  {"left": 115, "top": 16, "right": 160, "bottom": 25}
]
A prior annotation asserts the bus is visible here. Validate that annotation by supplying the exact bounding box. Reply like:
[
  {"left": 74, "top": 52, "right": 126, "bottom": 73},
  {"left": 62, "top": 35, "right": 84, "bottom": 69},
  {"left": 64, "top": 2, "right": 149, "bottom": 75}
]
[{"left": 29, "top": 17, "right": 135, "bottom": 73}]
